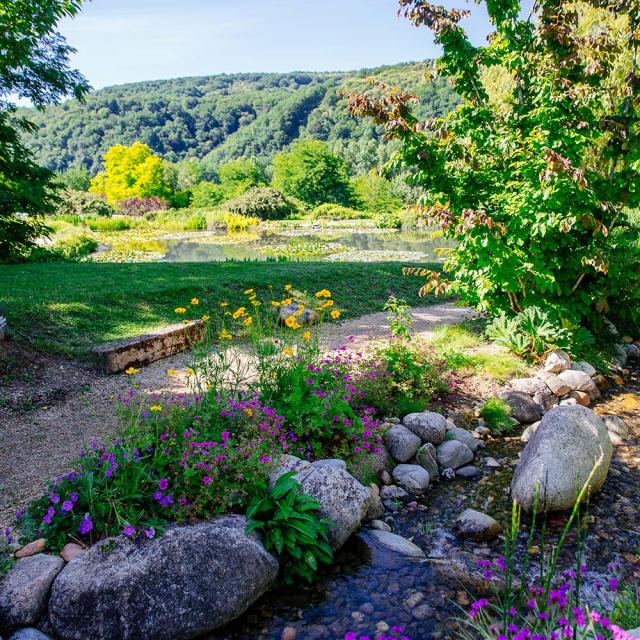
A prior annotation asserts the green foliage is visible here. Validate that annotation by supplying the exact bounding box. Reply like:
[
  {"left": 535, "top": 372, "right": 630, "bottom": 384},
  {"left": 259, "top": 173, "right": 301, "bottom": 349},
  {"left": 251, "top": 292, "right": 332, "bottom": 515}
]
[
  {"left": 479, "top": 397, "right": 514, "bottom": 435},
  {"left": 218, "top": 158, "right": 267, "bottom": 197},
  {"left": 272, "top": 139, "right": 355, "bottom": 207},
  {"left": 59, "top": 166, "right": 91, "bottom": 191},
  {"left": 190, "top": 181, "right": 224, "bottom": 208},
  {"left": 17, "top": 64, "right": 458, "bottom": 175},
  {"left": 85, "top": 217, "right": 131, "bottom": 232},
  {"left": 611, "top": 584, "right": 640, "bottom": 631},
  {"left": 58, "top": 189, "right": 116, "bottom": 218},
  {"left": 90, "top": 142, "right": 172, "bottom": 203},
  {"left": 352, "top": 173, "right": 403, "bottom": 214},
  {"left": 48, "top": 222, "right": 98, "bottom": 260},
  {"left": 308, "top": 203, "right": 367, "bottom": 220},
  {"left": 384, "top": 295, "right": 413, "bottom": 338},
  {"left": 246, "top": 472, "right": 334, "bottom": 584},
  {"left": 375, "top": 211, "right": 403, "bottom": 229},
  {"left": 226, "top": 187, "right": 294, "bottom": 220},
  {"left": 350, "top": 0, "right": 640, "bottom": 336},
  {"left": 222, "top": 212, "right": 259, "bottom": 232}
]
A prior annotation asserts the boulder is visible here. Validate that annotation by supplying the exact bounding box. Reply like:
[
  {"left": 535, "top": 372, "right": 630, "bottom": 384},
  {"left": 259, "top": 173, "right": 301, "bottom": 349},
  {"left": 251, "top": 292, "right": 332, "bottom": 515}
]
[
  {"left": 290, "top": 465, "right": 370, "bottom": 550},
  {"left": 7, "top": 630, "right": 51, "bottom": 640},
  {"left": 278, "top": 302, "right": 318, "bottom": 326},
  {"left": 0, "top": 554, "right": 63, "bottom": 631},
  {"left": 455, "top": 466, "right": 481, "bottom": 479},
  {"left": 544, "top": 350, "right": 571, "bottom": 373},
  {"left": 391, "top": 464, "right": 430, "bottom": 495},
  {"left": 49, "top": 517, "right": 278, "bottom": 640},
  {"left": 510, "top": 377, "right": 549, "bottom": 397},
  {"left": 446, "top": 427, "right": 479, "bottom": 453},
  {"left": 557, "top": 370, "right": 598, "bottom": 394},
  {"left": 384, "top": 425, "right": 422, "bottom": 463},
  {"left": 499, "top": 391, "right": 543, "bottom": 424},
  {"left": 436, "top": 441, "right": 474, "bottom": 470},
  {"left": 536, "top": 371, "right": 572, "bottom": 397},
  {"left": 623, "top": 343, "right": 640, "bottom": 359},
  {"left": 572, "top": 362, "right": 597, "bottom": 377},
  {"left": 366, "top": 531, "right": 425, "bottom": 558},
  {"left": 510, "top": 406, "right": 612, "bottom": 512},
  {"left": 312, "top": 459, "right": 346, "bottom": 470},
  {"left": 453, "top": 509, "right": 502, "bottom": 540},
  {"left": 269, "top": 455, "right": 311, "bottom": 486},
  {"left": 402, "top": 412, "right": 447, "bottom": 445},
  {"left": 415, "top": 444, "right": 439, "bottom": 482}
]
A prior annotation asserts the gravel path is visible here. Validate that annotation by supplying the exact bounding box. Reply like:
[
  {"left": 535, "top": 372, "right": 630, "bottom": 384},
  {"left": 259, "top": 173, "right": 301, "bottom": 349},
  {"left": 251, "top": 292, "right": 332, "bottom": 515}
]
[{"left": 0, "top": 301, "right": 473, "bottom": 526}]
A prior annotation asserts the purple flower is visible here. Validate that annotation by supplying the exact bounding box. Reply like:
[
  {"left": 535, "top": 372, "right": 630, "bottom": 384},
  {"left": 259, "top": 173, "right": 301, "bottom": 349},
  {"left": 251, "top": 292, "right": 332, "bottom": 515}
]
[
  {"left": 145, "top": 528, "right": 155, "bottom": 539},
  {"left": 78, "top": 514, "right": 93, "bottom": 535},
  {"left": 50, "top": 493, "right": 60, "bottom": 504},
  {"left": 159, "top": 478, "right": 169, "bottom": 491},
  {"left": 61, "top": 500, "right": 74, "bottom": 512},
  {"left": 4, "top": 527, "right": 12, "bottom": 544},
  {"left": 609, "top": 578, "right": 619, "bottom": 591},
  {"left": 70, "top": 492, "right": 79, "bottom": 502},
  {"left": 123, "top": 525, "right": 136, "bottom": 537},
  {"left": 42, "top": 506, "right": 56, "bottom": 525}
]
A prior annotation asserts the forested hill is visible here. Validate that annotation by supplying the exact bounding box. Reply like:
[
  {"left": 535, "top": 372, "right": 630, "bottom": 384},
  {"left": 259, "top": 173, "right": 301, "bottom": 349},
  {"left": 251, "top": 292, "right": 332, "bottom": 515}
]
[{"left": 18, "top": 62, "right": 458, "bottom": 175}]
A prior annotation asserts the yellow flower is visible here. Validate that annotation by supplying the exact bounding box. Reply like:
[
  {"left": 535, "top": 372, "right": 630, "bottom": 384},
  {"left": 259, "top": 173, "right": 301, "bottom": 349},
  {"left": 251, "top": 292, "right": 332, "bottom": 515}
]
[
  {"left": 284, "top": 284, "right": 292, "bottom": 291},
  {"left": 244, "top": 288, "right": 254, "bottom": 295},
  {"left": 331, "top": 310, "right": 341, "bottom": 320},
  {"left": 220, "top": 302, "right": 229, "bottom": 308},
  {"left": 322, "top": 299, "right": 334, "bottom": 307},
  {"left": 282, "top": 298, "right": 293, "bottom": 306},
  {"left": 270, "top": 300, "right": 281, "bottom": 307},
  {"left": 243, "top": 316, "right": 253, "bottom": 326},
  {"left": 185, "top": 368, "right": 195, "bottom": 376},
  {"left": 244, "top": 408, "right": 254, "bottom": 417},
  {"left": 166, "top": 369, "right": 180, "bottom": 377},
  {"left": 182, "top": 319, "right": 190, "bottom": 325},
  {"left": 190, "top": 298, "right": 199, "bottom": 306},
  {"left": 150, "top": 405, "right": 162, "bottom": 412},
  {"left": 283, "top": 347, "right": 294, "bottom": 356},
  {"left": 219, "top": 329, "right": 233, "bottom": 340},
  {"left": 285, "top": 316, "right": 300, "bottom": 329},
  {"left": 251, "top": 300, "right": 261, "bottom": 307},
  {"left": 124, "top": 367, "right": 140, "bottom": 375},
  {"left": 315, "top": 289, "right": 331, "bottom": 299},
  {"left": 174, "top": 307, "right": 187, "bottom": 314},
  {"left": 201, "top": 315, "right": 210, "bottom": 322},
  {"left": 232, "top": 307, "right": 246, "bottom": 319},
  {"left": 303, "top": 331, "right": 311, "bottom": 342}
]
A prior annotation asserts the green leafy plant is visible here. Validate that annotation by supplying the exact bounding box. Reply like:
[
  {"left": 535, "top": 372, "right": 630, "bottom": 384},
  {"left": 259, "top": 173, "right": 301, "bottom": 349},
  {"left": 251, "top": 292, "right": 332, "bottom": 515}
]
[
  {"left": 384, "top": 295, "right": 413, "bottom": 338},
  {"left": 226, "top": 187, "right": 295, "bottom": 220},
  {"left": 479, "top": 397, "right": 513, "bottom": 435},
  {"left": 308, "top": 204, "right": 368, "bottom": 220},
  {"left": 375, "top": 211, "right": 403, "bottom": 229},
  {"left": 245, "top": 472, "right": 334, "bottom": 584},
  {"left": 611, "top": 585, "right": 640, "bottom": 631}
]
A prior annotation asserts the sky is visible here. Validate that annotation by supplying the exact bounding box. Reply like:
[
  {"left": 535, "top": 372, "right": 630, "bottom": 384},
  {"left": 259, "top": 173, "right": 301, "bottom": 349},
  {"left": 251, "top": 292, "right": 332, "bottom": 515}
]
[{"left": 58, "top": 0, "right": 493, "bottom": 90}]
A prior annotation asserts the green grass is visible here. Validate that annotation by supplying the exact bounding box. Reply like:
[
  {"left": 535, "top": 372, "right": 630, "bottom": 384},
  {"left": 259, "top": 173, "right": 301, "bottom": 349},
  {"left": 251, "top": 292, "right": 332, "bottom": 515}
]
[{"left": 0, "top": 261, "right": 440, "bottom": 358}]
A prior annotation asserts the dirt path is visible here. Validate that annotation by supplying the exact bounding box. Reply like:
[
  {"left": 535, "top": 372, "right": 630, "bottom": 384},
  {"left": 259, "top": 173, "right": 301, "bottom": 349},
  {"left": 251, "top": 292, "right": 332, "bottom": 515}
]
[{"left": 0, "top": 302, "right": 473, "bottom": 526}]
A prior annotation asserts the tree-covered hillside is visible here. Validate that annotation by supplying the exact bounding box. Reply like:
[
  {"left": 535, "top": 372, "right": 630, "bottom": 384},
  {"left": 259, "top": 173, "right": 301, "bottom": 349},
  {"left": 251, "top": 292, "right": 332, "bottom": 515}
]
[{"left": 18, "top": 62, "right": 458, "bottom": 175}]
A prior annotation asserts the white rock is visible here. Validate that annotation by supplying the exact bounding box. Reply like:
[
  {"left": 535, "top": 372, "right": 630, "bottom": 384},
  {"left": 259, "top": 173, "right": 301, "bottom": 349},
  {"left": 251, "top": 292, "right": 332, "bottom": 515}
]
[
  {"left": 391, "top": 464, "right": 430, "bottom": 495},
  {"left": 367, "top": 530, "right": 425, "bottom": 558},
  {"left": 402, "top": 412, "right": 447, "bottom": 445},
  {"left": 544, "top": 350, "right": 571, "bottom": 373},
  {"left": 572, "top": 362, "right": 597, "bottom": 377}
]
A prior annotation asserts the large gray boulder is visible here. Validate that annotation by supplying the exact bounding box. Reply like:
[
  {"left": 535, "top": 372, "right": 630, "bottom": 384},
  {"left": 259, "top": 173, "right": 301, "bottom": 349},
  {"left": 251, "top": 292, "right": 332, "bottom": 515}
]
[
  {"left": 510, "top": 377, "right": 549, "bottom": 397},
  {"left": 0, "top": 554, "right": 64, "bottom": 631},
  {"left": 510, "top": 406, "right": 612, "bottom": 513},
  {"left": 384, "top": 425, "right": 422, "bottom": 462},
  {"left": 402, "top": 412, "right": 447, "bottom": 445},
  {"left": 7, "top": 630, "right": 52, "bottom": 640},
  {"left": 436, "top": 440, "right": 474, "bottom": 470},
  {"left": 446, "top": 427, "right": 480, "bottom": 453},
  {"left": 391, "top": 464, "right": 429, "bottom": 495},
  {"left": 49, "top": 516, "right": 278, "bottom": 640},
  {"left": 499, "top": 391, "right": 543, "bottom": 424}
]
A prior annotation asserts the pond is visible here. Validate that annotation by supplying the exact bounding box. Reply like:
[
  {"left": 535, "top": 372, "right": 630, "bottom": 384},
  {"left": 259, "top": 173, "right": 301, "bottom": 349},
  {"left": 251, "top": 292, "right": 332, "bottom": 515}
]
[{"left": 96, "top": 223, "right": 454, "bottom": 264}]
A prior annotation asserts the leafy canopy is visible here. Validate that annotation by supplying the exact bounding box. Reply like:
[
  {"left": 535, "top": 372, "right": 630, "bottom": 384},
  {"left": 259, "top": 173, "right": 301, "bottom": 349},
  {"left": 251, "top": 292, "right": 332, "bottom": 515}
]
[
  {"left": 0, "top": 0, "right": 89, "bottom": 261},
  {"left": 349, "top": 0, "right": 640, "bottom": 334},
  {"left": 272, "top": 139, "right": 355, "bottom": 207}
]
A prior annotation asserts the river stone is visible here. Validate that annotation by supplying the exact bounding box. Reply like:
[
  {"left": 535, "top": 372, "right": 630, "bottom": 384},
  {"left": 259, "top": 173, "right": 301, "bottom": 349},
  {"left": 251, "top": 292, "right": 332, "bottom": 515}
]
[
  {"left": 367, "top": 531, "right": 425, "bottom": 558},
  {"left": 312, "top": 459, "right": 346, "bottom": 470},
  {"left": 384, "top": 425, "right": 422, "bottom": 462},
  {"left": 391, "top": 464, "right": 430, "bottom": 495},
  {"left": 370, "top": 519, "right": 392, "bottom": 532},
  {"left": 510, "top": 377, "right": 548, "bottom": 397},
  {"left": 445, "top": 427, "right": 479, "bottom": 453},
  {"left": 292, "top": 466, "right": 370, "bottom": 550},
  {"left": 533, "top": 387, "right": 558, "bottom": 411},
  {"left": 380, "top": 485, "right": 409, "bottom": 501},
  {"left": 49, "top": 517, "right": 278, "bottom": 640},
  {"left": 14, "top": 540, "right": 46, "bottom": 559},
  {"left": 402, "top": 412, "right": 447, "bottom": 445},
  {"left": 0, "top": 554, "right": 64, "bottom": 631},
  {"left": 499, "top": 391, "right": 543, "bottom": 424},
  {"left": 269, "top": 454, "right": 311, "bottom": 486},
  {"left": 572, "top": 361, "right": 597, "bottom": 377},
  {"left": 436, "top": 441, "right": 474, "bottom": 470},
  {"left": 603, "top": 415, "right": 630, "bottom": 445},
  {"left": 415, "top": 444, "right": 439, "bottom": 482},
  {"left": 544, "top": 350, "right": 571, "bottom": 373},
  {"left": 278, "top": 302, "right": 319, "bottom": 326},
  {"left": 455, "top": 465, "right": 481, "bottom": 479},
  {"left": 613, "top": 344, "right": 628, "bottom": 365},
  {"left": 7, "top": 630, "right": 52, "bottom": 640},
  {"left": 60, "top": 544, "right": 84, "bottom": 563},
  {"left": 453, "top": 509, "right": 502, "bottom": 540},
  {"left": 557, "top": 370, "right": 598, "bottom": 393},
  {"left": 569, "top": 390, "right": 590, "bottom": 406},
  {"left": 536, "top": 371, "right": 572, "bottom": 397},
  {"left": 510, "top": 406, "right": 612, "bottom": 513},
  {"left": 364, "top": 484, "right": 384, "bottom": 521}
]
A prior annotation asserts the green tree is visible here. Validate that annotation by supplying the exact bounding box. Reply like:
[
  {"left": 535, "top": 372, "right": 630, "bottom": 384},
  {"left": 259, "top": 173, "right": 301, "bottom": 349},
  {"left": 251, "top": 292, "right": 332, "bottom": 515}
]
[
  {"left": 218, "top": 158, "right": 266, "bottom": 197},
  {"left": 352, "top": 173, "right": 403, "bottom": 214},
  {"left": 59, "top": 166, "right": 91, "bottom": 191},
  {"left": 190, "top": 181, "right": 224, "bottom": 208},
  {"left": 349, "top": 0, "right": 640, "bottom": 335},
  {"left": 0, "top": 0, "right": 89, "bottom": 261},
  {"left": 90, "top": 142, "right": 172, "bottom": 203},
  {"left": 272, "top": 139, "right": 354, "bottom": 207}
]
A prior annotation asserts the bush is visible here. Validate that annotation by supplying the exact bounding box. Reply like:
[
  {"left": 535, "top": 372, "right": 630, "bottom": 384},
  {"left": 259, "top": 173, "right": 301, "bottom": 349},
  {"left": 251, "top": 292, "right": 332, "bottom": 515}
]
[
  {"left": 246, "top": 472, "right": 333, "bottom": 584},
  {"left": 226, "top": 187, "right": 295, "bottom": 220},
  {"left": 85, "top": 217, "right": 131, "bottom": 232},
  {"left": 375, "top": 211, "right": 403, "bottom": 229},
  {"left": 352, "top": 173, "right": 403, "bottom": 214},
  {"left": 308, "top": 204, "right": 369, "bottom": 220},
  {"left": 479, "top": 398, "right": 513, "bottom": 435},
  {"left": 58, "top": 189, "right": 116, "bottom": 218},
  {"left": 190, "top": 182, "right": 224, "bottom": 208},
  {"left": 222, "top": 212, "right": 259, "bottom": 232},
  {"left": 117, "top": 196, "right": 169, "bottom": 217}
]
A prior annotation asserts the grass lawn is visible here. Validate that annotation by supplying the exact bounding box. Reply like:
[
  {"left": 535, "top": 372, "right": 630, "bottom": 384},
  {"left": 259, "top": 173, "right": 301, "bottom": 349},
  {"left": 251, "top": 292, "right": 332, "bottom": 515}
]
[{"left": 0, "top": 260, "right": 441, "bottom": 358}]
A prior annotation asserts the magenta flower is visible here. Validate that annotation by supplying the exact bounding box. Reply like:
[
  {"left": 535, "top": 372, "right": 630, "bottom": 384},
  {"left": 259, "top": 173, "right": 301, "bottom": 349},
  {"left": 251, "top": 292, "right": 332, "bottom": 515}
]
[
  {"left": 78, "top": 513, "right": 93, "bottom": 534},
  {"left": 123, "top": 524, "right": 135, "bottom": 537},
  {"left": 159, "top": 478, "right": 169, "bottom": 491},
  {"left": 61, "top": 500, "right": 74, "bottom": 512},
  {"left": 202, "top": 475, "right": 212, "bottom": 485}
]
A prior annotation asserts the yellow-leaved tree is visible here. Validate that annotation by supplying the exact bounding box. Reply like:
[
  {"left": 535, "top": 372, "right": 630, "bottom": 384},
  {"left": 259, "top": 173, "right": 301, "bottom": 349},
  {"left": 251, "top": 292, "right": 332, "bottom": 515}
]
[{"left": 90, "top": 142, "right": 171, "bottom": 203}]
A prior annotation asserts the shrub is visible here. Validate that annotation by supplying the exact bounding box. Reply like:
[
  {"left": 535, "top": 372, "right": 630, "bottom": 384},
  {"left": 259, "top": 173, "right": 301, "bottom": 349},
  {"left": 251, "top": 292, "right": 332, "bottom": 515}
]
[
  {"left": 246, "top": 472, "right": 333, "bottom": 584},
  {"left": 375, "top": 211, "right": 403, "bottom": 229},
  {"left": 117, "top": 196, "right": 169, "bottom": 217},
  {"left": 222, "top": 212, "right": 259, "bottom": 232},
  {"left": 479, "top": 397, "right": 513, "bottom": 435},
  {"left": 53, "top": 233, "right": 98, "bottom": 260},
  {"left": 226, "top": 187, "right": 294, "bottom": 220},
  {"left": 308, "top": 204, "right": 368, "bottom": 220},
  {"left": 352, "top": 173, "right": 403, "bottom": 214},
  {"left": 611, "top": 584, "right": 640, "bottom": 631},
  {"left": 190, "top": 181, "right": 224, "bottom": 208},
  {"left": 85, "top": 217, "right": 131, "bottom": 232},
  {"left": 58, "top": 189, "right": 116, "bottom": 218}
]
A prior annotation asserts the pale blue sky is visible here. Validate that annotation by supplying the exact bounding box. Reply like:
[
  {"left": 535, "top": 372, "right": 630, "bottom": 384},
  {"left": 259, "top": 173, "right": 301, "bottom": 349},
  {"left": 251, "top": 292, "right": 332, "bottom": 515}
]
[{"left": 59, "top": 0, "right": 493, "bottom": 89}]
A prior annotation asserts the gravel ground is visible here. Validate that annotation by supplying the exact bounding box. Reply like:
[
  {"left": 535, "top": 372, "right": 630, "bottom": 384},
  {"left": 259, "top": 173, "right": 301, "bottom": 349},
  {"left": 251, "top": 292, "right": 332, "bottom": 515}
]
[{"left": 0, "top": 301, "right": 473, "bottom": 526}]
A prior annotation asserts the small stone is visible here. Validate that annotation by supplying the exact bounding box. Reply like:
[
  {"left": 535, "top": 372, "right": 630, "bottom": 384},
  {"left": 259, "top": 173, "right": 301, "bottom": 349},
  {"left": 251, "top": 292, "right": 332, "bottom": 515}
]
[
  {"left": 485, "top": 457, "right": 501, "bottom": 469},
  {"left": 544, "top": 350, "right": 571, "bottom": 373},
  {"left": 456, "top": 591, "right": 470, "bottom": 606},
  {"left": 623, "top": 343, "right": 640, "bottom": 359},
  {"left": 455, "top": 465, "right": 481, "bottom": 479},
  {"left": 436, "top": 440, "right": 474, "bottom": 470},
  {"left": 404, "top": 590, "right": 424, "bottom": 609},
  {"left": 15, "top": 539, "right": 46, "bottom": 559},
  {"left": 572, "top": 361, "right": 596, "bottom": 377},
  {"left": 7, "top": 630, "right": 52, "bottom": 640},
  {"left": 499, "top": 391, "right": 543, "bottom": 424},
  {"left": 370, "top": 520, "right": 392, "bottom": 532},
  {"left": 380, "top": 485, "right": 409, "bottom": 500},
  {"left": 603, "top": 415, "right": 630, "bottom": 445},
  {"left": 380, "top": 470, "right": 392, "bottom": 486},
  {"left": 415, "top": 443, "right": 439, "bottom": 482},
  {"left": 446, "top": 427, "right": 480, "bottom": 453},
  {"left": 365, "top": 484, "right": 384, "bottom": 521},
  {"left": 441, "top": 467, "right": 456, "bottom": 480},
  {"left": 412, "top": 604, "right": 434, "bottom": 620},
  {"left": 536, "top": 370, "right": 572, "bottom": 396},
  {"left": 475, "top": 426, "right": 490, "bottom": 436},
  {"left": 610, "top": 373, "right": 624, "bottom": 385},
  {"left": 367, "top": 530, "right": 426, "bottom": 558},
  {"left": 351, "top": 611, "right": 365, "bottom": 623},
  {"left": 60, "top": 543, "right": 84, "bottom": 563},
  {"left": 281, "top": 626, "right": 297, "bottom": 640},
  {"left": 559, "top": 398, "right": 578, "bottom": 406},
  {"left": 392, "top": 464, "right": 430, "bottom": 495},
  {"left": 360, "top": 602, "right": 375, "bottom": 615},
  {"left": 376, "top": 621, "right": 390, "bottom": 633},
  {"left": 592, "top": 374, "right": 608, "bottom": 390},
  {"left": 454, "top": 509, "right": 502, "bottom": 541},
  {"left": 569, "top": 391, "right": 590, "bottom": 406},
  {"left": 406, "top": 501, "right": 418, "bottom": 509}
]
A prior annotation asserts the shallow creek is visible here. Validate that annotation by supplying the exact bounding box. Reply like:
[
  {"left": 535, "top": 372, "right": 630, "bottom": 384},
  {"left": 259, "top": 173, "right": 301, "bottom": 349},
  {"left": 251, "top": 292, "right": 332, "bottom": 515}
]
[{"left": 210, "top": 374, "right": 640, "bottom": 640}]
